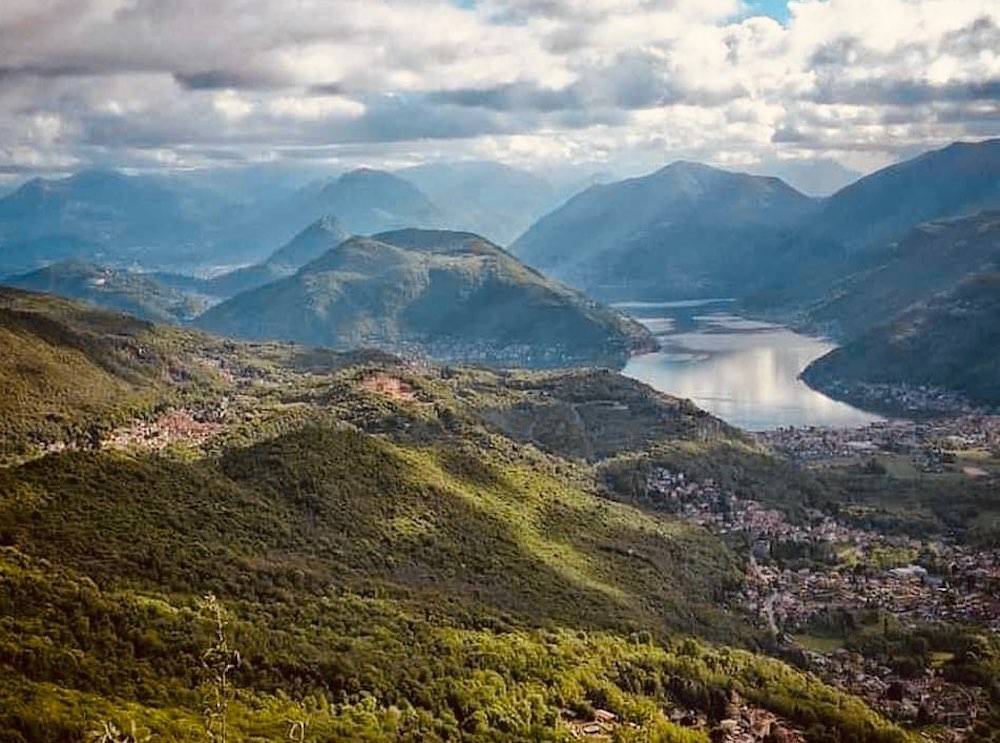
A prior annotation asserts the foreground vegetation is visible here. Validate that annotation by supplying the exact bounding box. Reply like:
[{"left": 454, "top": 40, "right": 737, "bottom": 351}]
[{"left": 0, "top": 288, "right": 984, "bottom": 741}]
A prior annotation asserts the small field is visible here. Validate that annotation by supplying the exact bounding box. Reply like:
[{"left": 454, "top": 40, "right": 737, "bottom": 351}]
[{"left": 793, "top": 633, "right": 844, "bottom": 653}]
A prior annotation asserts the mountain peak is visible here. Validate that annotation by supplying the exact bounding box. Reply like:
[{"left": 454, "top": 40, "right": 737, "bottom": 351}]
[
  {"left": 198, "top": 227, "right": 654, "bottom": 368},
  {"left": 337, "top": 167, "right": 399, "bottom": 184},
  {"left": 64, "top": 168, "right": 133, "bottom": 189},
  {"left": 372, "top": 228, "right": 497, "bottom": 255},
  {"left": 656, "top": 160, "right": 722, "bottom": 175},
  {"left": 265, "top": 214, "right": 351, "bottom": 269},
  {"left": 309, "top": 214, "right": 347, "bottom": 235}
]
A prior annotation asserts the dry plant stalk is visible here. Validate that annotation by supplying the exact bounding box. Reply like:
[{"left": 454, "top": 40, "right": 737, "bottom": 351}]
[
  {"left": 200, "top": 593, "right": 241, "bottom": 743},
  {"left": 88, "top": 720, "right": 150, "bottom": 743}
]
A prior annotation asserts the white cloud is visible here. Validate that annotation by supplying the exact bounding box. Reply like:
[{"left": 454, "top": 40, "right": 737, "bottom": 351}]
[
  {"left": 213, "top": 91, "right": 254, "bottom": 121},
  {"left": 268, "top": 95, "right": 366, "bottom": 121},
  {"left": 0, "top": 0, "right": 995, "bottom": 177}
]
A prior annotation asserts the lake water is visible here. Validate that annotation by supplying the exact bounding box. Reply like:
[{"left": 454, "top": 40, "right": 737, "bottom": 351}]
[{"left": 618, "top": 299, "right": 883, "bottom": 431}]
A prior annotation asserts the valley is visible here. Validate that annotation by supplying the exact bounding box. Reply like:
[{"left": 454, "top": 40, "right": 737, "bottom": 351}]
[
  {"left": 2, "top": 3, "right": 999, "bottom": 741},
  {"left": 0, "top": 287, "right": 997, "bottom": 741},
  {"left": 0, "top": 137, "right": 997, "bottom": 743}
]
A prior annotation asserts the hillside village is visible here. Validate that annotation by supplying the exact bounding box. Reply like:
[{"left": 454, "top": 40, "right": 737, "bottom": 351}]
[{"left": 644, "top": 442, "right": 1000, "bottom": 738}]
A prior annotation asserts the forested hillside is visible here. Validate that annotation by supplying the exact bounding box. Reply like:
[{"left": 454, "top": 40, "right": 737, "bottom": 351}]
[{"left": 0, "top": 288, "right": 938, "bottom": 742}]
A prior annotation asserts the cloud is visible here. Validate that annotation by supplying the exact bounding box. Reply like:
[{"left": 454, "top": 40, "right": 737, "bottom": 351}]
[
  {"left": 0, "top": 0, "right": 995, "bottom": 178},
  {"left": 173, "top": 70, "right": 291, "bottom": 91},
  {"left": 811, "top": 78, "right": 1000, "bottom": 106}
]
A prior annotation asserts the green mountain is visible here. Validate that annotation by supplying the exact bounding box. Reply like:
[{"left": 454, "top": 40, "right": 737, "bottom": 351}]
[
  {"left": 748, "top": 139, "right": 1000, "bottom": 308},
  {"left": 795, "top": 211, "right": 1000, "bottom": 410},
  {"left": 512, "top": 140, "right": 1000, "bottom": 305},
  {"left": 511, "top": 161, "right": 817, "bottom": 300},
  {"left": 3, "top": 260, "right": 206, "bottom": 324},
  {"left": 0, "top": 288, "right": 932, "bottom": 741},
  {"left": 803, "top": 271, "right": 1000, "bottom": 409},
  {"left": 197, "top": 229, "right": 656, "bottom": 368},
  {"left": 801, "top": 210, "right": 1000, "bottom": 339},
  {"left": 0, "top": 288, "right": 222, "bottom": 462},
  {"left": 0, "top": 170, "right": 233, "bottom": 273},
  {"left": 810, "top": 139, "right": 1000, "bottom": 253}
]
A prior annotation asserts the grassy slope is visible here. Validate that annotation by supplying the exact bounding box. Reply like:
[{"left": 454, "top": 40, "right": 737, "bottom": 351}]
[
  {"left": 0, "top": 290, "right": 917, "bottom": 741},
  {"left": 0, "top": 288, "right": 225, "bottom": 461}
]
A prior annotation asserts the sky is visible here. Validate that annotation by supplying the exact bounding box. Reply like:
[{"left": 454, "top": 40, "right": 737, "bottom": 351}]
[{"left": 0, "top": 0, "right": 997, "bottom": 192}]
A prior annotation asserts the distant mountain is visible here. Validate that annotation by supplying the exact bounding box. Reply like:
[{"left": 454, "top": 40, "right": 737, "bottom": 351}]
[
  {"left": 397, "top": 161, "right": 559, "bottom": 244},
  {"left": 219, "top": 168, "right": 446, "bottom": 262},
  {"left": 0, "top": 234, "right": 103, "bottom": 279},
  {"left": 0, "top": 167, "right": 445, "bottom": 276},
  {"left": 314, "top": 168, "right": 444, "bottom": 234},
  {"left": 803, "top": 271, "right": 1000, "bottom": 409},
  {"left": 512, "top": 140, "right": 1000, "bottom": 306},
  {"left": 4, "top": 259, "right": 205, "bottom": 323},
  {"left": 0, "top": 169, "right": 231, "bottom": 273},
  {"left": 748, "top": 158, "right": 862, "bottom": 197},
  {"left": 747, "top": 140, "right": 1000, "bottom": 308},
  {"left": 159, "top": 215, "right": 352, "bottom": 299},
  {"left": 813, "top": 139, "right": 1000, "bottom": 252},
  {"left": 802, "top": 211, "right": 1000, "bottom": 339},
  {"left": 197, "top": 229, "right": 655, "bottom": 367},
  {"left": 511, "top": 161, "right": 817, "bottom": 300}
]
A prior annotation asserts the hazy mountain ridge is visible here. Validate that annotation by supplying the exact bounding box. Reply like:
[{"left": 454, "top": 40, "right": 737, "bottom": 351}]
[
  {"left": 4, "top": 259, "right": 207, "bottom": 324},
  {"left": 211, "top": 215, "right": 353, "bottom": 299},
  {"left": 398, "top": 161, "right": 562, "bottom": 244},
  {"left": 810, "top": 140, "right": 1000, "bottom": 252},
  {"left": 197, "top": 228, "right": 656, "bottom": 368},
  {"left": 0, "top": 167, "right": 442, "bottom": 275},
  {"left": 511, "top": 161, "right": 818, "bottom": 300},
  {"left": 512, "top": 140, "right": 1000, "bottom": 305},
  {"left": 0, "top": 169, "right": 229, "bottom": 274}
]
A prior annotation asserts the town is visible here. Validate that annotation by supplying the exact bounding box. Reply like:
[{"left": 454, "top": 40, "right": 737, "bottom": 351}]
[
  {"left": 809, "top": 379, "right": 998, "bottom": 419},
  {"left": 644, "top": 437, "right": 1000, "bottom": 739},
  {"left": 758, "top": 414, "right": 1000, "bottom": 473}
]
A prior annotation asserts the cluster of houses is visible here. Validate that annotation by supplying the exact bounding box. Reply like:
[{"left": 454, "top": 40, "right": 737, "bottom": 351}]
[
  {"left": 816, "top": 380, "right": 993, "bottom": 417},
  {"left": 805, "top": 649, "right": 988, "bottom": 733},
  {"left": 759, "top": 415, "right": 1000, "bottom": 471},
  {"left": 563, "top": 696, "right": 807, "bottom": 742},
  {"left": 644, "top": 466, "right": 1000, "bottom": 735},
  {"left": 103, "top": 405, "right": 227, "bottom": 451}
]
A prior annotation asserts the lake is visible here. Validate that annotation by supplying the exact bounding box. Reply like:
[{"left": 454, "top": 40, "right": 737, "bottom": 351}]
[{"left": 618, "top": 299, "right": 883, "bottom": 431}]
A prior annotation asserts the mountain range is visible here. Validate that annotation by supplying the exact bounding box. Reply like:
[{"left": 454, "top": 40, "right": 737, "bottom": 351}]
[
  {"left": 800, "top": 211, "right": 1000, "bottom": 409},
  {"left": 154, "top": 215, "right": 353, "bottom": 300},
  {"left": 4, "top": 259, "right": 206, "bottom": 324},
  {"left": 511, "top": 139, "right": 1000, "bottom": 305},
  {"left": 398, "top": 161, "right": 562, "bottom": 245},
  {"left": 196, "top": 229, "right": 655, "bottom": 367},
  {"left": 0, "top": 169, "right": 229, "bottom": 274},
  {"left": 2, "top": 140, "right": 997, "bottom": 399}
]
